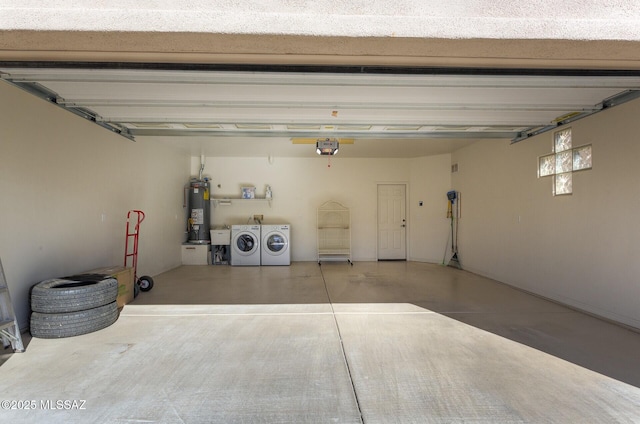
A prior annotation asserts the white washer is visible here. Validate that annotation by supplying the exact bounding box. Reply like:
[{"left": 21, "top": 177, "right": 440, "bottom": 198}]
[
  {"left": 261, "top": 224, "right": 290, "bottom": 266},
  {"left": 230, "top": 225, "right": 261, "bottom": 266}
]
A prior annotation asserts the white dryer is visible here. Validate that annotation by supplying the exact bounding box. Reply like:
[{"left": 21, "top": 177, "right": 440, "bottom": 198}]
[
  {"left": 261, "top": 224, "right": 290, "bottom": 266},
  {"left": 230, "top": 225, "right": 261, "bottom": 266}
]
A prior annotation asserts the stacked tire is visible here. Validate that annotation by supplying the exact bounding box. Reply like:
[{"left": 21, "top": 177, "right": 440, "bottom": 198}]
[{"left": 30, "top": 276, "right": 119, "bottom": 338}]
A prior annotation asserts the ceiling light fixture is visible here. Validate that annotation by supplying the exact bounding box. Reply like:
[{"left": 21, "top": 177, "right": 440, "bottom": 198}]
[{"left": 316, "top": 138, "right": 339, "bottom": 155}]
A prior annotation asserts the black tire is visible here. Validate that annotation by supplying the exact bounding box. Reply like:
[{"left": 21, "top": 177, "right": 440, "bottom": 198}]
[
  {"left": 138, "top": 275, "right": 154, "bottom": 292},
  {"left": 30, "top": 301, "right": 119, "bottom": 339},
  {"left": 31, "top": 277, "right": 118, "bottom": 313}
]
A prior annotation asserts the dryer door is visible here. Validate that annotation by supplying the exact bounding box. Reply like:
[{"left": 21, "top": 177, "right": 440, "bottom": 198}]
[
  {"left": 234, "top": 233, "right": 258, "bottom": 256},
  {"left": 265, "top": 231, "right": 288, "bottom": 256}
]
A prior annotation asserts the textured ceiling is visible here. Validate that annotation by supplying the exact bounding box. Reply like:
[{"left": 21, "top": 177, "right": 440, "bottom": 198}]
[
  {"left": 2, "top": 2, "right": 640, "bottom": 68},
  {"left": 2, "top": 2, "right": 640, "bottom": 157}
]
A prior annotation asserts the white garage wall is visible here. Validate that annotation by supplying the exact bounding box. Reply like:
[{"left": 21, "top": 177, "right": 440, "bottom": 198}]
[
  {"left": 409, "top": 155, "right": 454, "bottom": 263},
  {"left": 452, "top": 98, "right": 640, "bottom": 330},
  {"left": 191, "top": 154, "right": 452, "bottom": 263},
  {"left": 0, "top": 82, "right": 189, "bottom": 329}
]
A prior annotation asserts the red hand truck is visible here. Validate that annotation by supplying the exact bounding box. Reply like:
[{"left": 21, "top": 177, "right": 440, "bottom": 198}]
[{"left": 124, "top": 210, "right": 154, "bottom": 293}]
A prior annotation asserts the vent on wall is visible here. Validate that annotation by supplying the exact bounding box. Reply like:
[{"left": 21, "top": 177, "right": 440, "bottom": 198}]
[{"left": 451, "top": 163, "right": 459, "bottom": 173}]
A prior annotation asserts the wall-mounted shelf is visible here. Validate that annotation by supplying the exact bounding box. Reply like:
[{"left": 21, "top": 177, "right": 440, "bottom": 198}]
[{"left": 212, "top": 197, "right": 272, "bottom": 208}]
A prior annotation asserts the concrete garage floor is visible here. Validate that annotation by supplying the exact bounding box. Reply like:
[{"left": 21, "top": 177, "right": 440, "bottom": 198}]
[{"left": 2, "top": 262, "right": 640, "bottom": 423}]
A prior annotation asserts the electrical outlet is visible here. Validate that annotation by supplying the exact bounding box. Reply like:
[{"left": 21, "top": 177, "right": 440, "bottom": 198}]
[{"left": 253, "top": 214, "right": 264, "bottom": 221}]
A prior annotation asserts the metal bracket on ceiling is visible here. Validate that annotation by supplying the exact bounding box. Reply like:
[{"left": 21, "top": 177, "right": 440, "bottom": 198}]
[
  {"left": 512, "top": 89, "right": 640, "bottom": 144},
  {"left": 0, "top": 78, "right": 135, "bottom": 141}
]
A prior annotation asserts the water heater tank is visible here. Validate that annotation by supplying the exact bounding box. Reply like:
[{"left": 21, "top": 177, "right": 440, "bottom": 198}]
[{"left": 187, "top": 179, "right": 211, "bottom": 244}]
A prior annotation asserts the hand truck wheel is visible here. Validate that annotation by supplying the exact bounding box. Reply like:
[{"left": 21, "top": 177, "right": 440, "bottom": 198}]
[{"left": 138, "top": 275, "right": 154, "bottom": 292}]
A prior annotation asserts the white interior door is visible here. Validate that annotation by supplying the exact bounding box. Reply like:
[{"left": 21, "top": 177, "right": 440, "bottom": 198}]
[{"left": 377, "top": 184, "right": 407, "bottom": 260}]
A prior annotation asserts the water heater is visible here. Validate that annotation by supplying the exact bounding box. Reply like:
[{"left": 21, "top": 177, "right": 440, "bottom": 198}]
[{"left": 187, "top": 178, "right": 211, "bottom": 244}]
